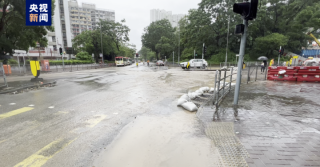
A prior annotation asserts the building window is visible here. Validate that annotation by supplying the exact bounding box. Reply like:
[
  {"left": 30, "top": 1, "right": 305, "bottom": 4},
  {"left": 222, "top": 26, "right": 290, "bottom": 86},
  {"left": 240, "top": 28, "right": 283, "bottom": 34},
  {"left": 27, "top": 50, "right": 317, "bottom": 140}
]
[{"left": 52, "top": 36, "right": 56, "bottom": 42}]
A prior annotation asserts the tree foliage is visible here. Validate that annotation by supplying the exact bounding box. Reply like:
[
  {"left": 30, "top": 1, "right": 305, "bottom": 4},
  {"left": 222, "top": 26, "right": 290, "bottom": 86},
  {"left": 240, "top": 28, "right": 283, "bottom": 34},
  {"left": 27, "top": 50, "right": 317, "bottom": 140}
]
[
  {"left": 141, "top": 19, "right": 175, "bottom": 60},
  {"left": 141, "top": 0, "right": 320, "bottom": 63},
  {"left": 72, "top": 19, "right": 131, "bottom": 62}
]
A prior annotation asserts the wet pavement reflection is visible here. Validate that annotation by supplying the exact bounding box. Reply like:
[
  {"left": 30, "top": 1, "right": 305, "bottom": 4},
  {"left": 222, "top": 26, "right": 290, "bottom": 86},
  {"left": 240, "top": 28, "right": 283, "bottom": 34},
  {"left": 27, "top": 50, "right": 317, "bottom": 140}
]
[{"left": 199, "top": 81, "right": 320, "bottom": 167}]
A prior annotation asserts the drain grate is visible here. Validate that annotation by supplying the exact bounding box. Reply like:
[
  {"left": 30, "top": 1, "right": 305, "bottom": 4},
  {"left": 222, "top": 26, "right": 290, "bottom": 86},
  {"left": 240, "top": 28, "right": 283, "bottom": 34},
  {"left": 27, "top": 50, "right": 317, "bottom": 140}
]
[{"left": 205, "top": 122, "right": 249, "bottom": 167}]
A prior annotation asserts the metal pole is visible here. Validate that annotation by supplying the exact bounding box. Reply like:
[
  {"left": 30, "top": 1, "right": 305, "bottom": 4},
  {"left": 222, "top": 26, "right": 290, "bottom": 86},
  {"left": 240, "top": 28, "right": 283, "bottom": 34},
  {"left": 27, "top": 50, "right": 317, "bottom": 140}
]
[
  {"left": 100, "top": 21, "right": 104, "bottom": 64},
  {"left": 1, "top": 63, "right": 8, "bottom": 87},
  {"left": 194, "top": 50, "right": 195, "bottom": 59},
  {"left": 62, "top": 52, "right": 65, "bottom": 71},
  {"left": 265, "top": 63, "right": 268, "bottom": 80},
  {"left": 278, "top": 46, "right": 281, "bottom": 66},
  {"left": 222, "top": 69, "right": 227, "bottom": 96},
  {"left": 233, "top": 19, "right": 248, "bottom": 105},
  {"left": 213, "top": 70, "right": 218, "bottom": 104},
  {"left": 202, "top": 43, "right": 204, "bottom": 59},
  {"left": 255, "top": 65, "right": 258, "bottom": 81},
  {"left": 23, "top": 54, "right": 26, "bottom": 74},
  {"left": 173, "top": 51, "right": 174, "bottom": 65},
  {"left": 229, "top": 68, "right": 233, "bottom": 92},
  {"left": 225, "top": 16, "right": 230, "bottom": 66},
  {"left": 247, "top": 66, "right": 250, "bottom": 84},
  {"left": 178, "top": 26, "right": 180, "bottom": 63},
  {"left": 216, "top": 70, "right": 221, "bottom": 107},
  {"left": 17, "top": 53, "right": 21, "bottom": 74}
]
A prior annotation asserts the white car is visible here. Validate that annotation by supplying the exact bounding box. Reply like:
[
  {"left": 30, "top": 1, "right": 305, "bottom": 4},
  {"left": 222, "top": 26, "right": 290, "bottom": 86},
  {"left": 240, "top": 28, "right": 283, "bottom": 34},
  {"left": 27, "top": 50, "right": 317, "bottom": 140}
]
[{"left": 180, "top": 59, "right": 208, "bottom": 69}]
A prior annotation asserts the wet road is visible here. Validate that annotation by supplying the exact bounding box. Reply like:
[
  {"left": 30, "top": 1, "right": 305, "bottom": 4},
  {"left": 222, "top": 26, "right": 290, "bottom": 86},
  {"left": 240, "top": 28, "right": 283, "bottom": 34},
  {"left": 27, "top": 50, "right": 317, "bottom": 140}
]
[{"left": 0, "top": 64, "right": 218, "bottom": 167}]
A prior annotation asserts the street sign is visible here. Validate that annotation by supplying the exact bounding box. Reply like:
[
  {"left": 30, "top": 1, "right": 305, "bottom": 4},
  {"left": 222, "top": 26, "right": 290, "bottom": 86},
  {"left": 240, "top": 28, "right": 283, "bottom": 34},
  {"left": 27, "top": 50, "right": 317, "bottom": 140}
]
[
  {"left": 236, "top": 54, "right": 239, "bottom": 57},
  {"left": 99, "top": 53, "right": 102, "bottom": 57}
]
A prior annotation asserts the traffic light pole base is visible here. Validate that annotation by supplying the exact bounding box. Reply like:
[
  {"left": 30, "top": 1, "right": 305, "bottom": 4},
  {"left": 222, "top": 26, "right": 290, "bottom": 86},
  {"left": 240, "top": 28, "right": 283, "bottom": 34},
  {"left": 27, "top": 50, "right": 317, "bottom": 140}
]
[{"left": 31, "top": 77, "right": 44, "bottom": 82}]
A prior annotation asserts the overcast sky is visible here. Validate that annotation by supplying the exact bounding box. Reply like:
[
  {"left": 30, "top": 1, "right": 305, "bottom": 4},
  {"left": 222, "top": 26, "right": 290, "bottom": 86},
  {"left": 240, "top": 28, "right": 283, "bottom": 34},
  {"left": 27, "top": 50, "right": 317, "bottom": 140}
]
[{"left": 76, "top": 0, "right": 201, "bottom": 51}]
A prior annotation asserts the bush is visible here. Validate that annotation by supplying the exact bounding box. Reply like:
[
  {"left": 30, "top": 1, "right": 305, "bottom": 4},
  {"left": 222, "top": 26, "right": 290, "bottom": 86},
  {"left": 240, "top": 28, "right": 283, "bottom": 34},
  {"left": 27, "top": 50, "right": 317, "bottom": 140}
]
[
  {"left": 76, "top": 51, "right": 93, "bottom": 61},
  {"left": 49, "top": 60, "right": 93, "bottom": 65},
  {"left": 1, "top": 58, "right": 18, "bottom": 65}
]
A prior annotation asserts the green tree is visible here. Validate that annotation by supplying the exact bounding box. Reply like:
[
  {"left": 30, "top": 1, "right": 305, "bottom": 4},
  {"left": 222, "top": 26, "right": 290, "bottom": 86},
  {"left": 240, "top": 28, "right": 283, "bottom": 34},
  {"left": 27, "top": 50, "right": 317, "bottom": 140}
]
[
  {"left": 138, "top": 46, "right": 156, "bottom": 61},
  {"left": 0, "top": 0, "right": 55, "bottom": 55},
  {"left": 141, "top": 19, "right": 175, "bottom": 60}
]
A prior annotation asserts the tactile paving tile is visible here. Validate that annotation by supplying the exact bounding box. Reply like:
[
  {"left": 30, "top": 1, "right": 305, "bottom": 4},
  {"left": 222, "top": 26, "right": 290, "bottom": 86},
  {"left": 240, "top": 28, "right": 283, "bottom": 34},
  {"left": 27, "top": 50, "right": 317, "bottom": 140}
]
[{"left": 205, "top": 122, "right": 249, "bottom": 167}]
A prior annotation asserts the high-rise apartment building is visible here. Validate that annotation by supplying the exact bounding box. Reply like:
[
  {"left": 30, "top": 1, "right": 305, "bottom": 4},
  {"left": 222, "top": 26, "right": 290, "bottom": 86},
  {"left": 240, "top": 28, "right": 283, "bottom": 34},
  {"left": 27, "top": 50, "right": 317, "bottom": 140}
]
[{"left": 150, "top": 9, "right": 185, "bottom": 27}]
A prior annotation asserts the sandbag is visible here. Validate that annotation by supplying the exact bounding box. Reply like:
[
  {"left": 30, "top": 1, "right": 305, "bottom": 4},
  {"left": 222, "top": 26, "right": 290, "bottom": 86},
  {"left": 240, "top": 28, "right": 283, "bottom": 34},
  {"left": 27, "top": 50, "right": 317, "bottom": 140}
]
[
  {"left": 195, "top": 90, "right": 203, "bottom": 96},
  {"left": 177, "top": 94, "right": 189, "bottom": 106},
  {"left": 200, "top": 87, "right": 210, "bottom": 93},
  {"left": 188, "top": 92, "right": 199, "bottom": 100},
  {"left": 279, "top": 70, "right": 286, "bottom": 74},
  {"left": 181, "top": 102, "right": 198, "bottom": 112},
  {"left": 208, "top": 87, "right": 216, "bottom": 93}
]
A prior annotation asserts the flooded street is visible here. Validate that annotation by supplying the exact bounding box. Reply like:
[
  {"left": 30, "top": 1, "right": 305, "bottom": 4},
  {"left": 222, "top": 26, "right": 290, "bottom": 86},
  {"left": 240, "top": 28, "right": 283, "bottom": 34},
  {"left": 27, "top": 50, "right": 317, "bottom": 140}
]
[
  {"left": 0, "top": 64, "right": 220, "bottom": 167},
  {"left": 1, "top": 64, "right": 320, "bottom": 167}
]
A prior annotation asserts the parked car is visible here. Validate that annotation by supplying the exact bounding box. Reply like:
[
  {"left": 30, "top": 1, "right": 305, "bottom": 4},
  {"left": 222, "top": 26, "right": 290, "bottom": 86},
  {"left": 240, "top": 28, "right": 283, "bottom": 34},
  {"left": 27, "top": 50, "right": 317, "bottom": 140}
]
[
  {"left": 180, "top": 59, "right": 208, "bottom": 69},
  {"left": 156, "top": 60, "right": 165, "bottom": 66},
  {"left": 127, "top": 61, "right": 132, "bottom": 65}
]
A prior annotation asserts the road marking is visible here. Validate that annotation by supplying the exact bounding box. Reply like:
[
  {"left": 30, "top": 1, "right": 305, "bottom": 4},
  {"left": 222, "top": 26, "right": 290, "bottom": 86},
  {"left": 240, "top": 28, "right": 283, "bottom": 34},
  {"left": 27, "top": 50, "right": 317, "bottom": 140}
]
[
  {"left": 86, "top": 115, "right": 107, "bottom": 128},
  {"left": 9, "top": 103, "right": 16, "bottom": 105},
  {"left": 48, "top": 106, "right": 54, "bottom": 109},
  {"left": 113, "top": 113, "right": 118, "bottom": 115},
  {"left": 14, "top": 138, "right": 76, "bottom": 167},
  {"left": 29, "top": 104, "right": 35, "bottom": 107},
  {"left": 0, "top": 140, "right": 5, "bottom": 144},
  {"left": 0, "top": 107, "right": 34, "bottom": 119}
]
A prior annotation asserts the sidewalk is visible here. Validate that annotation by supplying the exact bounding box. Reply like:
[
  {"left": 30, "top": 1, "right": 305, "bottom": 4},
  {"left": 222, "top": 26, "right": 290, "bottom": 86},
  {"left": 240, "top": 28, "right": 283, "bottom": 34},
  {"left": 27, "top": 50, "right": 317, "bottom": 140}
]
[{"left": 197, "top": 81, "right": 320, "bottom": 167}]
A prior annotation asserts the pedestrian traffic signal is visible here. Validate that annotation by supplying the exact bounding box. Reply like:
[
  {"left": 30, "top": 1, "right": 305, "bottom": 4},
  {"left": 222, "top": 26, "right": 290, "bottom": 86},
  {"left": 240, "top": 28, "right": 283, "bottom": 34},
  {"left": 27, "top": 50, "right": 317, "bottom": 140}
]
[
  {"left": 279, "top": 46, "right": 285, "bottom": 55},
  {"left": 233, "top": 0, "right": 258, "bottom": 20},
  {"left": 59, "top": 47, "right": 62, "bottom": 55}
]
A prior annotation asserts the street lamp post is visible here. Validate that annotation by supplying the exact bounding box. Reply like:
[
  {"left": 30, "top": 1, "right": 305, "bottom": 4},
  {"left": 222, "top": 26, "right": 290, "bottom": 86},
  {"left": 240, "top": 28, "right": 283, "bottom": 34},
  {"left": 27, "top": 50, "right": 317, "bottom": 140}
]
[
  {"left": 173, "top": 51, "right": 174, "bottom": 65},
  {"left": 225, "top": 16, "right": 230, "bottom": 66},
  {"left": 100, "top": 21, "right": 104, "bottom": 64}
]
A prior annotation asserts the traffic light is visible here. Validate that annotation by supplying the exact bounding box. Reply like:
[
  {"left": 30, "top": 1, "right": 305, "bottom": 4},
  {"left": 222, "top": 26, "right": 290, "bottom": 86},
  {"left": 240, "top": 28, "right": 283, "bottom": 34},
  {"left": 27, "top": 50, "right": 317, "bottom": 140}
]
[
  {"left": 59, "top": 47, "right": 63, "bottom": 55},
  {"left": 195, "top": 53, "right": 197, "bottom": 57},
  {"left": 233, "top": 0, "right": 258, "bottom": 20},
  {"left": 136, "top": 53, "right": 139, "bottom": 58},
  {"left": 279, "top": 46, "right": 285, "bottom": 55},
  {"left": 204, "top": 46, "right": 207, "bottom": 54}
]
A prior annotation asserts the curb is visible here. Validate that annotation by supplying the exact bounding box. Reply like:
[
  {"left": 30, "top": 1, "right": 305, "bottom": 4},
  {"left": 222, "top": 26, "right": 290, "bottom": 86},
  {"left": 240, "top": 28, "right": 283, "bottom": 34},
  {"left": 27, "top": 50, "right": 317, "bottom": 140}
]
[{"left": 0, "top": 81, "right": 57, "bottom": 94}]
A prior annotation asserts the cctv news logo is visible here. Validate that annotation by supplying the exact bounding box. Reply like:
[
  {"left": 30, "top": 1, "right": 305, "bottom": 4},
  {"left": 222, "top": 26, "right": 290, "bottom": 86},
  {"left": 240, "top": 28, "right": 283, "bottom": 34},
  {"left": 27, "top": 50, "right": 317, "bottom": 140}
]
[{"left": 26, "top": 0, "right": 52, "bottom": 26}]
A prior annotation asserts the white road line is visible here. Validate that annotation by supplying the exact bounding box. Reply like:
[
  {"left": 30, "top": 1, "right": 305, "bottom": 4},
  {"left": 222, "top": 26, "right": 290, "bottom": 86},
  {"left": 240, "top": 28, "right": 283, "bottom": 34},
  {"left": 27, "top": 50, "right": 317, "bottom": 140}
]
[
  {"left": 48, "top": 106, "right": 55, "bottom": 109},
  {"left": 9, "top": 103, "right": 16, "bottom": 105},
  {"left": 113, "top": 113, "right": 118, "bottom": 115},
  {"left": 29, "top": 104, "right": 35, "bottom": 107}
]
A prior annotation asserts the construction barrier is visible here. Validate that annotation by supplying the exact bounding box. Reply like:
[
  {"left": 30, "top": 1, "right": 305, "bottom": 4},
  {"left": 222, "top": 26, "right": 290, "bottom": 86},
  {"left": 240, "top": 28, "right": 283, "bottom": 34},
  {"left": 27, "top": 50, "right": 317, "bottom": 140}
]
[
  {"left": 267, "top": 74, "right": 297, "bottom": 81},
  {"left": 296, "top": 73, "right": 320, "bottom": 82},
  {"left": 295, "top": 66, "right": 320, "bottom": 74}
]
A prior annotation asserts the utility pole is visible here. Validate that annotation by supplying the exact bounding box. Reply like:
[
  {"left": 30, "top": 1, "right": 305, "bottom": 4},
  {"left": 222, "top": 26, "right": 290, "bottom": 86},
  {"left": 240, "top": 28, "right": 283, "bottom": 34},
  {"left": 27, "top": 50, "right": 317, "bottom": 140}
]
[
  {"left": 233, "top": 20, "right": 248, "bottom": 105},
  {"left": 225, "top": 16, "right": 230, "bottom": 66},
  {"left": 100, "top": 21, "right": 104, "bottom": 64}
]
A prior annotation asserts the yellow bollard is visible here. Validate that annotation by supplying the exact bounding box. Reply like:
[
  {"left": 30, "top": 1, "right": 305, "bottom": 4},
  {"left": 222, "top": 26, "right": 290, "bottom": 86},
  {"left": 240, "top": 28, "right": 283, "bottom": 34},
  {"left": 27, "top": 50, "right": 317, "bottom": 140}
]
[{"left": 243, "top": 64, "right": 246, "bottom": 69}]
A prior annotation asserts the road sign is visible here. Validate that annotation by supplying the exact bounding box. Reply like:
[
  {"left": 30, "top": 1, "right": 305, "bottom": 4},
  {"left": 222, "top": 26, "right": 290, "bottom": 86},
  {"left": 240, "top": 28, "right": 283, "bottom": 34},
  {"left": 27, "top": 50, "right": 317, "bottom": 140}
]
[
  {"left": 99, "top": 53, "right": 102, "bottom": 57},
  {"left": 236, "top": 54, "right": 240, "bottom": 57}
]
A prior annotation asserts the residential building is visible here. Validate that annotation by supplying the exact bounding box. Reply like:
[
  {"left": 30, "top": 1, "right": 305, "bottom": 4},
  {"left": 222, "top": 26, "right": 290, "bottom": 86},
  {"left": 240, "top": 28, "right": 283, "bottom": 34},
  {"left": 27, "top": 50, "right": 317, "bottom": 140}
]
[{"left": 150, "top": 9, "right": 185, "bottom": 27}]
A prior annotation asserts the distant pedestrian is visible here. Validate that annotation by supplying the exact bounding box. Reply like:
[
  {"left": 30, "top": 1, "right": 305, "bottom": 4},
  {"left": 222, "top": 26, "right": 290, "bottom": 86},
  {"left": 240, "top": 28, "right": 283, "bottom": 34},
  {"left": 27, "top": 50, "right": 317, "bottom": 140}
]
[{"left": 261, "top": 62, "right": 265, "bottom": 73}]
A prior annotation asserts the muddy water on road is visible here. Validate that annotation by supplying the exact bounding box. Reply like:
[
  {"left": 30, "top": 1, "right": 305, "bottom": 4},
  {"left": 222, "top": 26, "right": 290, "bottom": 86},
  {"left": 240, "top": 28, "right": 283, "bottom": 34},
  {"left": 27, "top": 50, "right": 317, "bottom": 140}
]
[{"left": 93, "top": 67, "right": 221, "bottom": 167}]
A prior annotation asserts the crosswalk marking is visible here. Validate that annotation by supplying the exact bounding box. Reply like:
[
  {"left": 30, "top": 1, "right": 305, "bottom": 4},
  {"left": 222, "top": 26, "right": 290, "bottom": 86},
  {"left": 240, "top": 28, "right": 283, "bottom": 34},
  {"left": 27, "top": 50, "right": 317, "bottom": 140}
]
[
  {"left": 0, "top": 107, "right": 34, "bottom": 119},
  {"left": 14, "top": 138, "right": 76, "bottom": 167}
]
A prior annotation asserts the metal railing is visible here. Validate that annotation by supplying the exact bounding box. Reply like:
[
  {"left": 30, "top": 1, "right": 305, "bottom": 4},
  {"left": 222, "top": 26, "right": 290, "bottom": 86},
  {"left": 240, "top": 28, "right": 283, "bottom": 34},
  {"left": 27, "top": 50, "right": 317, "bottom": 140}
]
[
  {"left": 0, "top": 63, "right": 8, "bottom": 88},
  {"left": 3, "top": 63, "right": 116, "bottom": 76},
  {"left": 213, "top": 67, "right": 236, "bottom": 107}
]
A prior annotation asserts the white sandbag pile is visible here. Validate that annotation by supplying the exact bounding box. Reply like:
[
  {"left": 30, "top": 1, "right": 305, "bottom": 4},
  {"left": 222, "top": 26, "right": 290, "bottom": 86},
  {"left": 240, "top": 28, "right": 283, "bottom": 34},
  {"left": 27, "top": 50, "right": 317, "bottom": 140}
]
[
  {"left": 181, "top": 102, "right": 198, "bottom": 112},
  {"left": 177, "top": 94, "right": 189, "bottom": 106}
]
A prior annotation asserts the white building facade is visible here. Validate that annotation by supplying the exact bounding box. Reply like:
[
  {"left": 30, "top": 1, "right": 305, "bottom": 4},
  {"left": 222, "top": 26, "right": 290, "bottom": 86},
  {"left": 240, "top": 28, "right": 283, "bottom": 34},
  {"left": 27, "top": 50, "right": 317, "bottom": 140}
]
[{"left": 150, "top": 9, "right": 185, "bottom": 27}]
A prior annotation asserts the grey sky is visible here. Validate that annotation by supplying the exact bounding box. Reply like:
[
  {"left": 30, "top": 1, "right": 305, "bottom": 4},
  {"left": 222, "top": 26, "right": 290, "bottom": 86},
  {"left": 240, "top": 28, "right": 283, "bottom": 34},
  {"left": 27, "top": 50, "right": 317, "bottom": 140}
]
[{"left": 76, "top": 0, "right": 201, "bottom": 51}]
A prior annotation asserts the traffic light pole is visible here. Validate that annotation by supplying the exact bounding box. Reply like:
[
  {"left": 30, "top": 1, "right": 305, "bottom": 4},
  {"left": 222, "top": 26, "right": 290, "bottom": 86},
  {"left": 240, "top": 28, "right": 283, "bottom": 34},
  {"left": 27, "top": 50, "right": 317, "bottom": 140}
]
[
  {"left": 278, "top": 46, "right": 281, "bottom": 66},
  {"left": 233, "top": 19, "right": 248, "bottom": 105},
  {"left": 202, "top": 43, "right": 204, "bottom": 59}
]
